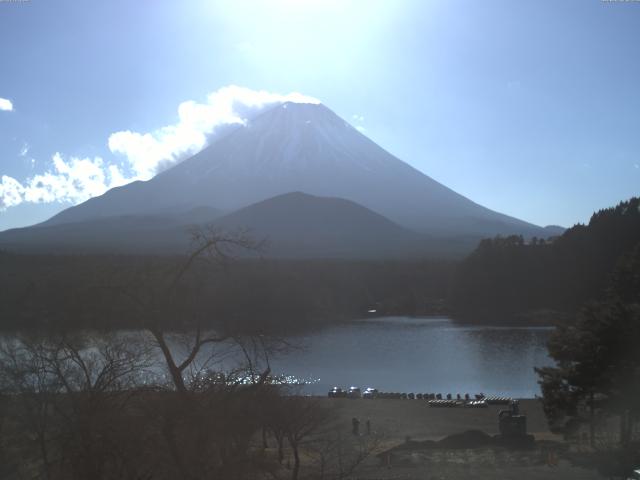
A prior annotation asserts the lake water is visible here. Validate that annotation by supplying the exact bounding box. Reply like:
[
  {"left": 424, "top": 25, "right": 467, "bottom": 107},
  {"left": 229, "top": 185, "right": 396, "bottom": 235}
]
[
  {"left": 268, "top": 317, "right": 554, "bottom": 398},
  {"left": 1, "top": 317, "right": 554, "bottom": 398}
]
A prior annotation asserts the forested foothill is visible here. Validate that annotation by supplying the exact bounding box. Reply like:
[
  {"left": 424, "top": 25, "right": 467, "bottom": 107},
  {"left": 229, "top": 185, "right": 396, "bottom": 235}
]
[
  {"left": 1, "top": 198, "right": 639, "bottom": 333},
  {"left": 451, "top": 197, "right": 640, "bottom": 324},
  {"left": 534, "top": 228, "right": 640, "bottom": 476},
  {"left": 0, "top": 251, "right": 454, "bottom": 333}
]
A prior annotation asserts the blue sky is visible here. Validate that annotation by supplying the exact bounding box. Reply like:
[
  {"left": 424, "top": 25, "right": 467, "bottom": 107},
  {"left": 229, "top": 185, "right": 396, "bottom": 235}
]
[{"left": 0, "top": 0, "right": 639, "bottom": 231}]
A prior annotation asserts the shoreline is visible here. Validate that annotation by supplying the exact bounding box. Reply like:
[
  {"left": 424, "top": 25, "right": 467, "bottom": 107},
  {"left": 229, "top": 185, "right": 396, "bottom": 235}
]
[
  {"left": 315, "top": 397, "right": 608, "bottom": 479},
  {"left": 319, "top": 397, "right": 548, "bottom": 439}
]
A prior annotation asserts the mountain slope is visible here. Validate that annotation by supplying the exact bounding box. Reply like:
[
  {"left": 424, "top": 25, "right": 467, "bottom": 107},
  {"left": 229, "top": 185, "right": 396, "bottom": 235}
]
[
  {"left": 0, "top": 193, "right": 457, "bottom": 258},
  {"left": 213, "top": 191, "right": 431, "bottom": 258},
  {"left": 42, "top": 102, "right": 546, "bottom": 239},
  {"left": 0, "top": 207, "right": 221, "bottom": 254}
]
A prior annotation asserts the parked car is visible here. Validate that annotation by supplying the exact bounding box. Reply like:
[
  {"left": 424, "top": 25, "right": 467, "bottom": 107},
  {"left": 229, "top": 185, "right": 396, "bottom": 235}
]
[
  {"left": 328, "top": 387, "right": 347, "bottom": 398},
  {"left": 363, "top": 387, "right": 378, "bottom": 399},
  {"left": 347, "top": 386, "right": 361, "bottom": 398}
]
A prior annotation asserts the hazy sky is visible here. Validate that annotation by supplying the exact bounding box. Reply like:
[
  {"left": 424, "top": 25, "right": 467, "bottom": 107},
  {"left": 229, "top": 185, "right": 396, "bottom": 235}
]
[{"left": 1, "top": 0, "right": 639, "bottom": 231}]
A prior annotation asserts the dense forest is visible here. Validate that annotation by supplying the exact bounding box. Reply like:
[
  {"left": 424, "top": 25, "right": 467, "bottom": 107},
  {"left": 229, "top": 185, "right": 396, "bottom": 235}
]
[
  {"left": 1, "top": 197, "right": 638, "bottom": 332},
  {"left": 0, "top": 251, "right": 454, "bottom": 332},
  {"left": 534, "top": 230, "right": 640, "bottom": 476},
  {"left": 451, "top": 197, "right": 640, "bottom": 323}
]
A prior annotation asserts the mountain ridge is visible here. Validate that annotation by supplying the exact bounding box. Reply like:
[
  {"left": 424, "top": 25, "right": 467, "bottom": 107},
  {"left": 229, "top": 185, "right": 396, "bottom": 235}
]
[
  {"left": 2, "top": 101, "right": 556, "bottom": 257},
  {"left": 0, "top": 192, "right": 473, "bottom": 258}
]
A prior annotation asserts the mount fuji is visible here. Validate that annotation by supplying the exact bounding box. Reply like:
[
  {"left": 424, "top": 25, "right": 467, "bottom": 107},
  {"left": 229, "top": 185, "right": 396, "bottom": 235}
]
[{"left": 0, "top": 101, "right": 553, "bottom": 257}]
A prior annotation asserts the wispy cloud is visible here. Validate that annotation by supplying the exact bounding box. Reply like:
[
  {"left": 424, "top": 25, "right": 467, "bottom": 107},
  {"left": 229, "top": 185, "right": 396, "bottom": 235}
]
[
  {"left": 0, "top": 97, "right": 13, "bottom": 112},
  {"left": 19, "top": 142, "right": 29, "bottom": 157},
  {"left": 352, "top": 114, "right": 366, "bottom": 133},
  {"left": 0, "top": 86, "right": 320, "bottom": 211}
]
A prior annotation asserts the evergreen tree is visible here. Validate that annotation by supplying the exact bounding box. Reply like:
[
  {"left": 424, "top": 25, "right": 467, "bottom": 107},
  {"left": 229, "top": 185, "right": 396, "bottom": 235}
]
[{"left": 536, "top": 242, "right": 640, "bottom": 446}]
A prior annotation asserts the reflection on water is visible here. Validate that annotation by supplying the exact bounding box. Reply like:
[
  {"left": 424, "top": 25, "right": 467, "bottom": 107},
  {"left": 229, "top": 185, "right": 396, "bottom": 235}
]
[
  {"left": 268, "top": 317, "right": 554, "bottom": 398},
  {"left": 1, "top": 318, "right": 553, "bottom": 398}
]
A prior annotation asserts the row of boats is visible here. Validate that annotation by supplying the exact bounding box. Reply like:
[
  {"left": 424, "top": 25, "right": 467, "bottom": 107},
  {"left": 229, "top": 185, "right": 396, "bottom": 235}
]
[{"left": 327, "top": 387, "right": 513, "bottom": 406}]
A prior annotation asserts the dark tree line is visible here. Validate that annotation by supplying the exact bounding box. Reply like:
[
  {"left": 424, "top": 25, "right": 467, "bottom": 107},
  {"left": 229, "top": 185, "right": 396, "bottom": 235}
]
[
  {"left": 0, "top": 251, "right": 455, "bottom": 333},
  {"left": 451, "top": 197, "right": 640, "bottom": 323},
  {"left": 535, "top": 241, "right": 640, "bottom": 476}
]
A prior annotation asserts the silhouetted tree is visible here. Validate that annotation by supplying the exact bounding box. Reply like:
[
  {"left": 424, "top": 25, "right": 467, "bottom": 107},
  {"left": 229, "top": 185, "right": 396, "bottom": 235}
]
[
  {"left": 0, "top": 333, "right": 151, "bottom": 480},
  {"left": 537, "top": 241, "right": 640, "bottom": 447}
]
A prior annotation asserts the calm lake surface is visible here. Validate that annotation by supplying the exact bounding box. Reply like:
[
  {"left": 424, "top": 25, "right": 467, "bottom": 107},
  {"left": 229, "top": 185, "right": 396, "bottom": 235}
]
[
  {"left": 269, "top": 317, "right": 554, "bottom": 398},
  {"left": 2, "top": 317, "right": 554, "bottom": 399}
]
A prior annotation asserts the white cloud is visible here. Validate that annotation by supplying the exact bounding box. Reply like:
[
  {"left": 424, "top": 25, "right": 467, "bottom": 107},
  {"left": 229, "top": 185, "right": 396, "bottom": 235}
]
[
  {"left": 109, "top": 85, "right": 320, "bottom": 180},
  {"left": 0, "top": 153, "right": 128, "bottom": 210},
  {"left": 0, "top": 176, "right": 23, "bottom": 208},
  {"left": 352, "top": 114, "right": 366, "bottom": 133},
  {"left": 19, "top": 142, "right": 29, "bottom": 157},
  {"left": 0, "top": 86, "right": 320, "bottom": 211},
  {"left": 0, "top": 97, "right": 13, "bottom": 111}
]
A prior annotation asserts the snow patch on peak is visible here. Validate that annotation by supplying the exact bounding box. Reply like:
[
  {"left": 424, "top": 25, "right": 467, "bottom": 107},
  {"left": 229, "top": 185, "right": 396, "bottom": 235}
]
[{"left": 106, "top": 86, "right": 321, "bottom": 182}]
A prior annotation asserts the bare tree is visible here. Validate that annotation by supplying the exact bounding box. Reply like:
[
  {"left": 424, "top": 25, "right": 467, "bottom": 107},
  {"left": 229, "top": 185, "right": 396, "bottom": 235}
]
[
  {"left": 119, "top": 226, "right": 267, "bottom": 393},
  {"left": 109, "top": 226, "right": 289, "bottom": 479},
  {"left": 306, "top": 426, "right": 382, "bottom": 480},
  {"left": 285, "top": 397, "right": 331, "bottom": 480},
  {"left": 0, "top": 335, "right": 59, "bottom": 479},
  {"left": 0, "top": 332, "right": 152, "bottom": 480},
  {"left": 262, "top": 395, "right": 331, "bottom": 480},
  {"left": 0, "top": 227, "right": 294, "bottom": 480}
]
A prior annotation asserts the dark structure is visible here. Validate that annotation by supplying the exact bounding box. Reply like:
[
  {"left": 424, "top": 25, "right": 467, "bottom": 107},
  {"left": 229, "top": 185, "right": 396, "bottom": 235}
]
[{"left": 498, "top": 400, "right": 527, "bottom": 437}]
